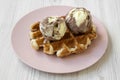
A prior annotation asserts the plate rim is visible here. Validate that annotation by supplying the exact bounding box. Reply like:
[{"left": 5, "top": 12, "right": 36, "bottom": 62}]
[{"left": 11, "top": 6, "right": 108, "bottom": 74}]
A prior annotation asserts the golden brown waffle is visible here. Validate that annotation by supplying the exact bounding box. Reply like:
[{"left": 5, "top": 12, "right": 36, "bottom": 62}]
[{"left": 29, "top": 22, "right": 97, "bottom": 57}]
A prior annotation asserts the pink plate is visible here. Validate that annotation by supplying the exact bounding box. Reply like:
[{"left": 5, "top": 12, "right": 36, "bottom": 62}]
[{"left": 11, "top": 6, "right": 108, "bottom": 73}]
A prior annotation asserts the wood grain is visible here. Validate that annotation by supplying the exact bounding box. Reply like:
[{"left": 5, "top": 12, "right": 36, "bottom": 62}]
[{"left": 0, "top": 0, "right": 120, "bottom": 80}]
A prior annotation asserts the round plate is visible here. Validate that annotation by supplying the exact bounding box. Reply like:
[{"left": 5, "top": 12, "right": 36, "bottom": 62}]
[{"left": 11, "top": 6, "right": 108, "bottom": 73}]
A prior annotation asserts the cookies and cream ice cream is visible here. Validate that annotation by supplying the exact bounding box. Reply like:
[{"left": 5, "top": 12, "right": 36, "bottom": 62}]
[
  {"left": 40, "top": 16, "right": 67, "bottom": 41},
  {"left": 66, "top": 8, "right": 92, "bottom": 34}
]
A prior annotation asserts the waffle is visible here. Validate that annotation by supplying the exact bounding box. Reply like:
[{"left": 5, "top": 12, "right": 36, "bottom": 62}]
[{"left": 29, "top": 22, "right": 97, "bottom": 57}]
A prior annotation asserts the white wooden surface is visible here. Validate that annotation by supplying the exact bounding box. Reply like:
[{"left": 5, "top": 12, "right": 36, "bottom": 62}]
[{"left": 0, "top": 0, "right": 120, "bottom": 80}]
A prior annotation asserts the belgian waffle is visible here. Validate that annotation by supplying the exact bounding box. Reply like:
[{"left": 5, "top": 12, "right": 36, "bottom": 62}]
[{"left": 29, "top": 22, "right": 97, "bottom": 57}]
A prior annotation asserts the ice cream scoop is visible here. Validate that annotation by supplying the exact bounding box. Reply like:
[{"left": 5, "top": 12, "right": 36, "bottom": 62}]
[
  {"left": 40, "top": 16, "right": 67, "bottom": 41},
  {"left": 66, "top": 8, "right": 92, "bottom": 34}
]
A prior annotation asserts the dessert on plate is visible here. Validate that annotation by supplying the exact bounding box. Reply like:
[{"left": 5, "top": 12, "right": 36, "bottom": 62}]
[{"left": 29, "top": 7, "right": 97, "bottom": 57}]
